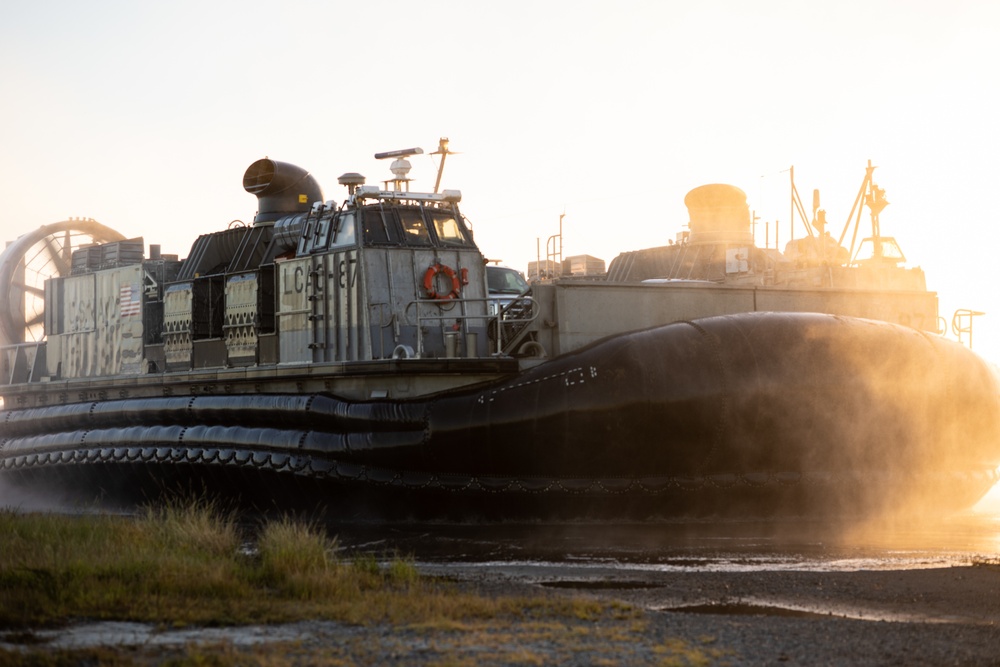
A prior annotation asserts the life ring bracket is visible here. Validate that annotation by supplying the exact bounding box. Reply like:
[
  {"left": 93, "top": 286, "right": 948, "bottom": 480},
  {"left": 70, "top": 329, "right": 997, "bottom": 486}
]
[{"left": 423, "top": 262, "right": 462, "bottom": 300}]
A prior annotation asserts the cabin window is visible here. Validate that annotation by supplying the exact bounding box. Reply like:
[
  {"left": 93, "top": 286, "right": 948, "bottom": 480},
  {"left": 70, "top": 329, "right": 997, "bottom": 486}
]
[
  {"left": 428, "top": 211, "right": 471, "bottom": 246},
  {"left": 360, "top": 205, "right": 471, "bottom": 248},
  {"left": 330, "top": 212, "right": 357, "bottom": 248},
  {"left": 361, "top": 208, "right": 399, "bottom": 245},
  {"left": 298, "top": 218, "right": 316, "bottom": 254},
  {"left": 312, "top": 217, "right": 331, "bottom": 250},
  {"left": 398, "top": 209, "right": 433, "bottom": 246}
]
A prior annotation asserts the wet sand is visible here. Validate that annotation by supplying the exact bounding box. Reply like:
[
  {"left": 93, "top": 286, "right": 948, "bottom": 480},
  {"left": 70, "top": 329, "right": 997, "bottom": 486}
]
[
  {"left": 319, "top": 495, "right": 1000, "bottom": 664},
  {"left": 426, "top": 561, "right": 1000, "bottom": 665}
]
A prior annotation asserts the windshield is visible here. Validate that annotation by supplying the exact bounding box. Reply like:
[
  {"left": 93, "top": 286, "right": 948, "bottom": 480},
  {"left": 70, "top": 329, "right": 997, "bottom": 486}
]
[{"left": 487, "top": 266, "right": 529, "bottom": 294}]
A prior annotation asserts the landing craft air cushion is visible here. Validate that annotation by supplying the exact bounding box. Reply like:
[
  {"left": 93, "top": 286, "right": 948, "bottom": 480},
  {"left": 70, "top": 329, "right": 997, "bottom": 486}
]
[{"left": 1, "top": 142, "right": 997, "bottom": 518}]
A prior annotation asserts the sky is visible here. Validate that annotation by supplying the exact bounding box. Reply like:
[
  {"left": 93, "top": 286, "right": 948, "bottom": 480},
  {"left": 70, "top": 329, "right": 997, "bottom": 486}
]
[{"left": 2, "top": 0, "right": 999, "bottom": 359}]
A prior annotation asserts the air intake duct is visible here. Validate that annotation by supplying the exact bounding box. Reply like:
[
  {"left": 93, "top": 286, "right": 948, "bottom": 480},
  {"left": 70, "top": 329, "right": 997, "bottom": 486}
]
[{"left": 243, "top": 159, "right": 323, "bottom": 225}]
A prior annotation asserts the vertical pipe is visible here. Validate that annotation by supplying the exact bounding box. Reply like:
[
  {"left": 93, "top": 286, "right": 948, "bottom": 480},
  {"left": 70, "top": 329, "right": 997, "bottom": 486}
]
[{"left": 789, "top": 166, "right": 795, "bottom": 242}]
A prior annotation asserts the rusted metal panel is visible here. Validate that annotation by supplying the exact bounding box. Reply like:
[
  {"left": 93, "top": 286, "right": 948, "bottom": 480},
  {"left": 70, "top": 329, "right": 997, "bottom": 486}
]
[
  {"left": 53, "top": 272, "right": 96, "bottom": 377},
  {"left": 45, "top": 265, "right": 144, "bottom": 378},
  {"left": 63, "top": 272, "right": 97, "bottom": 334}
]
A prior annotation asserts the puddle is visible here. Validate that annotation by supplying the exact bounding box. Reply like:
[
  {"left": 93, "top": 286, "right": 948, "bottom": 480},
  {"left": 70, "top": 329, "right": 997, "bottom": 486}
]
[
  {"left": 0, "top": 621, "right": 324, "bottom": 651},
  {"left": 653, "top": 599, "right": 971, "bottom": 625},
  {"left": 663, "top": 602, "right": 828, "bottom": 619},
  {"left": 539, "top": 580, "right": 663, "bottom": 590}
]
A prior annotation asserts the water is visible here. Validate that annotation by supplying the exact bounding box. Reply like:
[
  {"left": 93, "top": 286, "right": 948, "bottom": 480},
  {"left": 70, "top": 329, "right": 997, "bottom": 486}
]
[
  {"left": 327, "top": 486, "right": 1000, "bottom": 574},
  {"left": 5, "top": 476, "right": 1000, "bottom": 573}
]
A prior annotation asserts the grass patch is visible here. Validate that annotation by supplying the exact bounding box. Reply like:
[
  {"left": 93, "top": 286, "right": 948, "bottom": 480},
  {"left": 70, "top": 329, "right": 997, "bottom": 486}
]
[
  {"left": 654, "top": 636, "right": 732, "bottom": 666},
  {"left": 1, "top": 501, "right": 249, "bottom": 628},
  {"left": 0, "top": 502, "right": 638, "bottom": 631},
  {"left": 0, "top": 503, "right": 737, "bottom": 665}
]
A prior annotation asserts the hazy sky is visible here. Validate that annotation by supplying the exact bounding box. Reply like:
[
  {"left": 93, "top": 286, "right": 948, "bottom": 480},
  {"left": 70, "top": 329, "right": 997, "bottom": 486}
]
[{"left": 2, "top": 0, "right": 999, "bottom": 357}]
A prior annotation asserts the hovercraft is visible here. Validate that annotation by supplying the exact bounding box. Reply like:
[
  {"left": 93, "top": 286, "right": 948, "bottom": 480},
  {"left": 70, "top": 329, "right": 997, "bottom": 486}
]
[{"left": 1, "top": 144, "right": 997, "bottom": 518}]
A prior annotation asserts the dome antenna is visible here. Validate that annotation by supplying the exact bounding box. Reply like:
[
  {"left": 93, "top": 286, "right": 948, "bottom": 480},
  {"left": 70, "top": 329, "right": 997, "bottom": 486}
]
[{"left": 375, "top": 147, "right": 423, "bottom": 191}]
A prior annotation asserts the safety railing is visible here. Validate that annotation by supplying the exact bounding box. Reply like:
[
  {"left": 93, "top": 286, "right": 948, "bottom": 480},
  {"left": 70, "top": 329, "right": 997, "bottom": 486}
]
[{"left": 404, "top": 296, "right": 537, "bottom": 358}]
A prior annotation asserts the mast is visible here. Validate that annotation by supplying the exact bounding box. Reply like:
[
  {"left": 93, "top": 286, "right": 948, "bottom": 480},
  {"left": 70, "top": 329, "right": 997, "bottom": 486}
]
[
  {"left": 839, "top": 159, "right": 893, "bottom": 265},
  {"left": 863, "top": 160, "right": 889, "bottom": 261},
  {"left": 432, "top": 137, "right": 454, "bottom": 194}
]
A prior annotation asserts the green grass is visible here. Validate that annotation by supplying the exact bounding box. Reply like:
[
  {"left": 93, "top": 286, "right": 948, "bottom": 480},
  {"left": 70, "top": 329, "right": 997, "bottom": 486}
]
[
  {"left": 0, "top": 502, "right": 733, "bottom": 665},
  {"left": 0, "top": 501, "right": 632, "bottom": 630}
]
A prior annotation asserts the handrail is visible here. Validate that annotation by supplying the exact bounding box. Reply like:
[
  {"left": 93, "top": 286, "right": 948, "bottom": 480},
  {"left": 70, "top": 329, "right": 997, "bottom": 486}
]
[
  {"left": 952, "top": 309, "right": 986, "bottom": 349},
  {"left": 405, "top": 296, "right": 537, "bottom": 357}
]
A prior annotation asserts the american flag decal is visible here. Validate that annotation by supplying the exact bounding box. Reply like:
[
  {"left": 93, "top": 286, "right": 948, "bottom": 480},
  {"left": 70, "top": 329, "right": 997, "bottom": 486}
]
[{"left": 119, "top": 284, "right": 141, "bottom": 317}]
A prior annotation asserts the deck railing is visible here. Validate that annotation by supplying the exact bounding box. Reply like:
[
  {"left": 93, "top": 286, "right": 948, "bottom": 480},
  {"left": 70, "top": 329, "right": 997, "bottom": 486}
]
[{"left": 407, "top": 295, "right": 537, "bottom": 358}]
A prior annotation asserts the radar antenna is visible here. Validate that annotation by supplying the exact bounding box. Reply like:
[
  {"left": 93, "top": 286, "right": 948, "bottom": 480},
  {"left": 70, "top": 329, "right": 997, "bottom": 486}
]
[{"left": 375, "top": 147, "right": 423, "bottom": 191}]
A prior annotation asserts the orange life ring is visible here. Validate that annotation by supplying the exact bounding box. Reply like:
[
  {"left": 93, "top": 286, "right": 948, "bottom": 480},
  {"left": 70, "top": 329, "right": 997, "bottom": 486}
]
[{"left": 423, "top": 262, "right": 461, "bottom": 300}]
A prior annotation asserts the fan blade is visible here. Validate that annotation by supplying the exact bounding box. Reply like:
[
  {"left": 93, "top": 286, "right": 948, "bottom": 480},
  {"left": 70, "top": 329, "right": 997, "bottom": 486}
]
[{"left": 42, "top": 235, "right": 71, "bottom": 276}]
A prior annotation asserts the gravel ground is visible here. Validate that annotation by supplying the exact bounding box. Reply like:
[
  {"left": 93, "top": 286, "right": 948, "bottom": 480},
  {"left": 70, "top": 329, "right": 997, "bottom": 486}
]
[
  {"left": 7, "top": 563, "right": 998, "bottom": 665},
  {"left": 420, "top": 562, "right": 1000, "bottom": 665}
]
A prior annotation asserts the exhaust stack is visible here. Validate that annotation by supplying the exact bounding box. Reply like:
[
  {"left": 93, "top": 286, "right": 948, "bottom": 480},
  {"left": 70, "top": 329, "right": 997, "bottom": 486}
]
[
  {"left": 243, "top": 159, "right": 323, "bottom": 225},
  {"left": 684, "top": 184, "right": 753, "bottom": 245}
]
